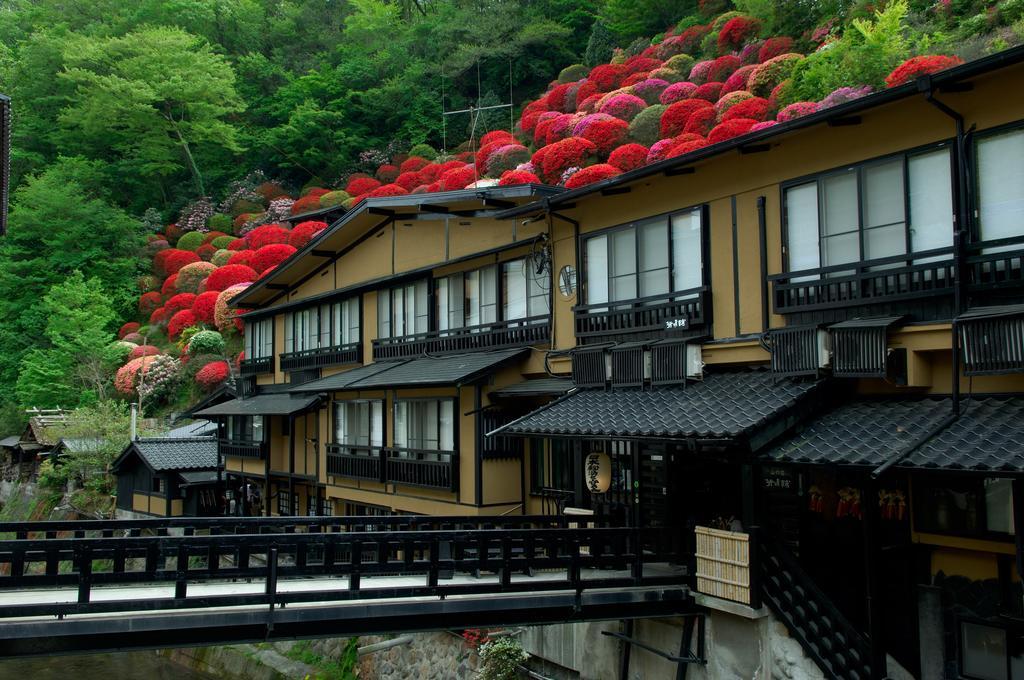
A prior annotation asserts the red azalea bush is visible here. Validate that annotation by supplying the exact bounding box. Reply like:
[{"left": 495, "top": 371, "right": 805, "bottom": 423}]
[
  {"left": 175, "top": 262, "right": 217, "bottom": 294},
  {"left": 205, "top": 264, "right": 258, "bottom": 292},
  {"left": 288, "top": 220, "right": 327, "bottom": 248},
  {"left": 161, "top": 274, "right": 180, "bottom": 296},
  {"left": 168, "top": 309, "right": 197, "bottom": 339},
  {"left": 485, "top": 145, "right": 531, "bottom": 177},
  {"left": 667, "top": 136, "right": 710, "bottom": 158},
  {"left": 227, "top": 238, "right": 248, "bottom": 250},
  {"left": 577, "top": 93, "right": 605, "bottom": 114},
  {"left": 139, "top": 292, "right": 163, "bottom": 315},
  {"left": 149, "top": 307, "right": 168, "bottom": 326},
  {"left": 438, "top": 166, "right": 477, "bottom": 191},
  {"left": 246, "top": 224, "right": 290, "bottom": 250},
  {"left": 581, "top": 117, "right": 629, "bottom": 156},
  {"left": 368, "top": 183, "right": 409, "bottom": 198},
  {"left": 748, "top": 53, "right": 803, "bottom": 97},
  {"left": 118, "top": 322, "right": 141, "bottom": 339},
  {"left": 885, "top": 55, "right": 963, "bottom": 88},
  {"left": 660, "top": 82, "right": 699, "bottom": 105},
  {"left": 608, "top": 143, "right": 649, "bottom": 172},
  {"left": 739, "top": 41, "right": 763, "bottom": 65},
  {"left": 538, "top": 137, "right": 598, "bottom": 184},
  {"left": 227, "top": 250, "right": 255, "bottom": 268},
  {"left": 546, "top": 82, "right": 574, "bottom": 112},
  {"left": 255, "top": 181, "right": 287, "bottom": 202},
  {"left": 233, "top": 213, "right": 252, "bottom": 231},
  {"left": 688, "top": 60, "right": 714, "bottom": 84},
  {"left": 498, "top": 170, "right": 541, "bottom": 186},
  {"left": 195, "top": 361, "right": 230, "bottom": 390},
  {"left": 693, "top": 82, "right": 724, "bottom": 102},
  {"left": 197, "top": 244, "right": 217, "bottom": 261},
  {"left": 164, "top": 224, "right": 182, "bottom": 244},
  {"left": 707, "top": 55, "right": 742, "bottom": 84},
  {"left": 290, "top": 194, "right": 322, "bottom": 215},
  {"left": 376, "top": 164, "right": 400, "bottom": 183},
  {"left": 623, "top": 56, "right": 662, "bottom": 76},
  {"left": 660, "top": 98, "right": 714, "bottom": 138},
  {"left": 722, "top": 96, "right": 772, "bottom": 122},
  {"left": 751, "top": 120, "right": 778, "bottom": 131},
  {"left": 717, "top": 17, "right": 761, "bottom": 53},
  {"left": 564, "top": 163, "right": 622, "bottom": 189},
  {"left": 129, "top": 344, "right": 162, "bottom": 360},
  {"left": 620, "top": 72, "right": 650, "bottom": 88},
  {"left": 251, "top": 244, "right": 297, "bottom": 274},
  {"left": 475, "top": 141, "right": 508, "bottom": 175},
  {"left": 588, "top": 64, "right": 627, "bottom": 90},
  {"left": 165, "top": 292, "right": 198, "bottom": 316},
  {"left": 399, "top": 156, "right": 430, "bottom": 173},
  {"left": 346, "top": 177, "right": 382, "bottom": 195},
  {"left": 161, "top": 249, "right": 201, "bottom": 276},
  {"left": 122, "top": 332, "right": 143, "bottom": 344},
  {"left": 191, "top": 290, "right": 220, "bottom": 324},
  {"left": 481, "top": 130, "right": 515, "bottom": 147},
  {"left": 214, "top": 284, "right": 250, "bottom": 333},
  {"left": 543, "top": 113, "right": 581, "bottom": 145},
  {"left": 202, "top": 231, "right": 229, "bottom": 245},
  {"left": 708, "top": 117, "right": 759, "bottom": 144},
  {"left": 684, "top": 107, "right": 718, "bottom": 135},
  {"left": 394, "top": 171, "right": 425, "bottom": 191},
  {"left": 776, "top": 101, "right": 820, "bottom": 122},
  {"left": 115, "top": 356, "right": 156, "bottom": 396},
  {"left": 722, "top": 65, "right": 757, "bottom": 95},
  {"left": 631, "top": 78, "right": 670, "bottom": 105},
  {"left": 715, "top": 90, "right": 754, "bottom": 119},
  {"left": 648, "top": 137, "right": 685, "bottom": 164},
  {"left": 759, "top": 37, "right": 794, "bottom": 63}
]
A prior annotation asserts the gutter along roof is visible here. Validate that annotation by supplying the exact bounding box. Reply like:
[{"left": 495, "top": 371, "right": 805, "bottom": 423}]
[
  {"left": 494, "top": 44, "right": 1024, "bottom": 221},
  {"left": 230, "top": 184, "right": 564, "bottom": 309}
]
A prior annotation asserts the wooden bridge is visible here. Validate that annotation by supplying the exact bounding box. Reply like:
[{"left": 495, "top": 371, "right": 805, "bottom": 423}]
[{"left": 0, "top": 515, "right": 696, "bottom": 657}]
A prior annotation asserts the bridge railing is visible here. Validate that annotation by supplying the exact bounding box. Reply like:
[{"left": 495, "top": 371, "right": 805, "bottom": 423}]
[
  {"left": 0, "top": 526, "right": 688, "bottom": 619},
  {"left": 0, "top": 514, "right": 598, "bottom": 541}
]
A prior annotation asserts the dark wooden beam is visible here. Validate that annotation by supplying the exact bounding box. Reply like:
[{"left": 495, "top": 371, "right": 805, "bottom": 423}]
[
  {"left": 265, "top": 284, "right": 289, "bottom": 291},
  {"left": 600, "top": 186, "right": 631, "bottom": 196},
  {"left": 739, "top": 144, "right": 770, "bottom": 154},
  {"left": 311, "top": 249, "right": 335, "bottom": 257},
  {"left": 938, "top": 82, "right": 973, "bottom": 93},
  {"left": 367, "top": 207, "right": 394, "bottom": 216},
  {"left": 827, "top": 116, "right": 862, "bottom": 127},
  {"left": 664, "top": 167, "right": 695, "bottom": 177},
  {"left": 417, "top": 204, "right": 450, "bottom": 214},
  {"left": 482, "top": 198, "right": 515, "bottom": 209}
]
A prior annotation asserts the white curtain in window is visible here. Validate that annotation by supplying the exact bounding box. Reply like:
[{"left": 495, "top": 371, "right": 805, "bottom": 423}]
[
  {"left": 821, "top": 171, "right": 859, "bottom": 267},
  {"left": 585, "top": 236, "right": 609, "bottom": 305},
  {"left": 370, "top": 401, "right": 383, "bottom": 447},
  {"left": 609, "top": 228, "right": 637, "bottom": 301},
  {"left": 252, "top": 416, "right": 264, "bottom": 442},
  {"left": 414, "top": 280, "right": 428, "bottom": 333},
  {"left": 439, "top": 401, "right": 454, "bottom": 450},
  {"left": 671, "top": 209, "right": 703, "bottom": 292},
  {"left": 394, "top": 401, "right": 407, "bottom": 448},
  {"left": 244, "top": 323, "right": 254, "bottom": 357},
  {"left": 260, "top": 319, "right": 273, "bottom": 358},
  {"left": 503, "top": 259, "right": 528, "bottom": 320},
  {"left": 377, "top": 290, "right": 391, "bottom": 339},
  {"left": 909, "top": 149, "right": 954, "bottom": 254},
  {"left": 639, "top": 219, "right": 669, "bottom": 298},
  {"left": 785, "top": 183, "right": 821, "bottom": 274},
  {"left": 978, "top": 129, "right": 1024, "bottom": 247},
  {"left": 333, "top": 402, "right": 346, "bottom": 442},
  {"left": 394, "top": 287, "right": 406, "bottom": 336},
  {"left": 862, "top": 159, "right": 906, "bottom": 261},
  {"left": 464, "top": 269, "right": 480, "bottom": 327},
  {"left": 481, "top": 265, "right": 497, "bottom": 324},
  {"left": 318, "top": 304, "right": 331, "bottom": 348},
  {"left": 436, "top": 277, "right": 450, "bottom": 331},
  {"left": 528, "top": 263, "right": 548, "bottom": 315},
  {"left": 284, "top": 312, "right": 295, "bottom": 352}
]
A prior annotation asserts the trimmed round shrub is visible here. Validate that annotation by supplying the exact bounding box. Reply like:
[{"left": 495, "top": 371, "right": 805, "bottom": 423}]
[
  {"left": 438, "top": 166, "right": 477, "bottom": 191},
  {"left": 627, "top": 105, "right": 667, "bottom": 146},
  {"left": 481, "top": 131, "right": 515, "bottom": 148},
  {"left": 319, "top": 190, "right": 350, "bottom": 208},
  {"left": 739, "top": 40, "right": 763, "bottom": 65},
  {"left": 885, "top": 55, "right": 963, "bottom": 88},
  {"left": 407, "top": 143, "right": 438, "bottom": 161},
  {"left": 660, "top": 98, "right": 714, "bottom": 138},
  {"left": 581, "top": 117, "right": 629, "bottom": 156},
  {"left": 227, "top": 238, "right": 248, "bottom": 251},
  {"left": 474, "top": 141, "right": 508, "bottom": 175},
  {"left": 722, "top": 96, "right": 772, "bottom": 122},
  {"left": 119, "top": 322, "right": 141, "bottom": 339},
  {"left": 558, "top": 64, "right": 588, "bottom": 84},
  {"left": 137, "top": 275, "right": 160, "bottom": 293},
  {"left": 722, "top": 65, "right": 757, "bottom": 95},
  {"left": 230, "top": 199, "right": 264, "bottom": 218},
  {"left": 251, "top": 244, "right": 297, "bottom": 274},
  {"left": 688, "top": 60, "right": 714, "bottom": 85},
  {"left": 693, "top": 82, "right": 724, "bottom": 102},
  {"left": 165, "top": 224, "right": 183, "bottom": 244},
  {"left": 214, "top": 283, "right": 250, "bottom": 333},
  {"left": 564, "top": 164, "right": 622, "bottom": 189},
  {"left": 631, "top": 78, "right": 670, "bottom": 105},
  {"left": 289, "top": 220, "right": 327, "bottom": 248},
  {"left": 777, "top": 101, "right": 820, "bottom": 122},
  {"left": 598, "top": 94, "right": 647, "bottom": 122},
  {"left": 121, "top": 333, "right": 142, "bottom": 345},
  {"left": 715, "top": 90, "right": 754, "bottom": 120},
  {"left": 608, "top": 143, "right": 649, "bottom": 172},
  {"left": 368, "top": 183, "right": 409, "bottom": 198},
  {"left": 759, "top": 37, "right": 795, "bottom": 63},
  {"left": 717, "top": 16, "right": 761, "bottom": 53},
  {"left": 647, "top": 137, "right": 681, "bottom": 164},
  {"left": 205, "top": 264, "right": 258, "bottom": 292},
  {"left": 708, "top": 118, "right": 759, "bottom": 144},
  {"left": 196, "top": 361, "right": 230, "bottom": 391},
  {"left": 192, "top": 291, "right": 220, "bottom": 324},
  {"left": 346, "top": 177, "right": 382, "bottom": 195},
  {"left": 212, "top": 248, "right": 233, "bottom": 266},
  {"left": 175, "top": 231, "right": 206, "bottom": 252},
  {"left": 588, "top": 64, "right": 627, "bottom": 91},
  {"left": 537, "top": 137, "right": 598, "bottom": 184},
  {"left": 187, "top": 329, "right": 225, "bottom": 356},
  {"left": 208, "top": 213, "right": 232, "bottom": 231},
  {"left": 168, "top": 309, "right": 198, "bottom": 339},
  {"left": 246, "top": 224, "right": 290, "bottom": 250},
  {"left": 149, "top": 307, "right": 169, "bottom": 326},
  {"left": 648, "top": 67, "right": 687, "bottom": 84},
  {"left": 161, "top": 274, "right": 179, "bottom": 296},
  {"left": 165, "top": 292, "right": 198, "bottom": 316},
  {"left": 161, "top": 249, "right": 201, "bottom": 276},
  {"left": 227, "top": 250, "right": 255, "bottom": 268},
  {"left": 394, "top": 171, "right": 424, "bottom": 191},
  {"left": 498, "top": 170, "right": 542, "bottom": 186},
  {"left": 660, "top": 82, "right": 699, "bottom": 105},
  {"left": 748, "top": 54, "right": 803, "bottom": 98},
  {"left": 202, "top": 230, "right": 228, "bottom": 245},
  {"left": 115, "top": 356, "right": 156, "bottom": 396},
  {"left": 144, "top": 239, "right": 169, "bottom": 258},
  {"left": 290, "top": 193, "right": 322, "bottom": 215},
  {"left": 664, "top": 55, "right": 696, "bottom": 77},
  {"left": 486, "top": 145, "right": 531, "bottom": 177},
  {"left": 255, "top": 182, "right": 287, "bottom": 202},
  {"left": 768, "top": 79, "right": 793, "bottom": 110},
  {"left": 175, "top": 262, "right": 217, "bottom": 294},
  {"left": 197, "top": 244, "right": 217, "bottom": 262},
  {"left": 572, "top": 113, "right": 616, "bottom": 137},
  {"left": 707, "top": 55, "right": 741, "bottom": 83},
  {"left": 751, "top": 120, "right": 778, "bottom": 132},
  {"left": 819, "top": 85, "right": 873, "bottom": 110},
  {"left": 683, "top": 107, "right": 717, "bottom": 136},
  {"left": 129, "top": 344, "right": 162, "bottom": 360},
  {"left": 139, "top": 291, "right": 163, "bottom": 315},
  {"left": 666, "top": 137, "right": 710, "bottom": 158},
  {"left": 210, "top": 235, "right": 234, "bottom": 250},
  {"left": 375, "top": 164, "right": 400, "bottom": 183}
]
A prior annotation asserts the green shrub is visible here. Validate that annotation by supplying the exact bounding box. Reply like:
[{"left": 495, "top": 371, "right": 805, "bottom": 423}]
[
  {"left": 585, "top": 20, "right": 616, "bottom": 66},
  {"left": 319, "top": 190, "right": 351, "bottom": 208},
  {"left": 628, "top": 104, "right": 667, "bottom": 146},
  {"left": 208, "top": 213, "right": 232, "bottom": 231},
  {"left": 187, "top": 329, "right": 225, "bottom": 356},
  {"left": 211, "top": 236, "right": 234, "bottom": 249},
  {"left": 479, "top": 637, "right": 527, "bottom": 680},
  {"left": 230, "top": 198, "right": 264, "bottom": 217},
  {"left": 558, "top": 64, "right": 589, "bottom": 83},
  {"left": 407, "top": 143, "right": 438, "bottom": 160},
  {"left": 665, "top": 54, "right": 697, "bottom": 76},
  {"left": 176, "top": 231, "right": 206, "bottom": 252},
  {"left": 211, "top": 249, "right": 233, "bottom": 266}
]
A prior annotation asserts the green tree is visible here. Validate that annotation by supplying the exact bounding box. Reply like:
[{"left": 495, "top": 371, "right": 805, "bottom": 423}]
[
  {"left": 58, "top": 26, "right": 244, "bottom": 196},
  {"left": 585, "top": 20, "right": 617, "bottom": 67}
]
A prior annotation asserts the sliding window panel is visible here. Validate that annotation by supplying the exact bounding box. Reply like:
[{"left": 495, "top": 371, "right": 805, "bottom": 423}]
[
  {"left": 610, "top": 228, "right": 637, "bottom": 302},
  {"left": 909, "top": 148, "right": 954, "bottom": 259},
  {"left": 639, "top": 218, "right": 670, "bottom": 298},
  {"left": 377, "top": 289, "right": 391, "bottom": 339},
  {"left": 671, "top": 208, "right": 703, "bottom": 293},
  {"left": 862, "top": 159, "right": 907, "bottom": 264},
  {"left": 585, "top": 235, "right": 609, "bottom": 306},
  {"left": 978, "top": 128, "right": 1024, "bottom": 251},
  {"left": 503, "top": 259, "right": 528, "bottom": 321},
  {"left": 821, "top": 170, "right": 860, "bottom": 270},
  {"left": 784, "top": 183, "right": 821, "bottom": 279}
]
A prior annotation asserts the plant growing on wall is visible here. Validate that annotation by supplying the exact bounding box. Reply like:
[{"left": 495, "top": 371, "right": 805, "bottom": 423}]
[{"left": 479, "top": 636, "right": 527, "bottom": 680}]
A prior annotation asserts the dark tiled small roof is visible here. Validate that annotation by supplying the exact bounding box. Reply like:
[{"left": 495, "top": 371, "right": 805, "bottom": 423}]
[
  {"left": 194, "top": 393, "right": 320, "bottom": 417},
  {"left": 162, "top": 420, "right": 217, "bottom": 438},
  {"left": 0, "top": 436, "right": 20, "bottom": 448},
  {"left": 349, "top": 349, "right": 529, "bottom": 388},
  {"left": 492, "top": 371, "right": 819, "bottom": 449},
  {"left": 57, "top": 438, "right": 107, "bottom": 453},
  {"left": 178, "top": 470, "right": 219, "bottom": 485},
  {"left": 764, "top": 396, "right": 1024, "bottom": 472},
  {"left": 288, "top": 361, "right": 408, "bottom": 393},
  {"left": 489, "top": 378, "right": 573, "bottom": 398},
  {"left": 125, "top": 437, "right": 218, "bottom": 472}
]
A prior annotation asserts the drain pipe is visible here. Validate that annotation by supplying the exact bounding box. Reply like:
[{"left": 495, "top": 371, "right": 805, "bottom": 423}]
[{"left": 922, "top": 80, "right": 972, "bottom": 417}]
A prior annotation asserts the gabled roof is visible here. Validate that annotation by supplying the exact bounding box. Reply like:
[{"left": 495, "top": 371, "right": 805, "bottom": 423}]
[
  {"left": 194, "top": 392, "right": 320, "bottom": 417},
  {"left": 491, "top": 371, "right": 820, "bottom": 452},
  {"left": 114, "top": 437, "right": 218, "bottom": 473},
  {"left": 0, "top": 436, "right": 20, "bottom": 449},
  {"left": 55, "top": 437, "right": 107, "bottom": 454},
  {"left": 231, "top": 184, "right": 563, "bottom": 309},
  {"left": 762, "top": 396, "right": 1024, "bottom": 472}
]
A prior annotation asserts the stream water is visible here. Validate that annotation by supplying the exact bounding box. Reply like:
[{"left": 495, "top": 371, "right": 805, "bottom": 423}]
[{"left": 0, "top": 650, "right": 216, "bottom": 678}]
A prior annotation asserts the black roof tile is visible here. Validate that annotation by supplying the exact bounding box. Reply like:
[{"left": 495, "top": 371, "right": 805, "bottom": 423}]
[
  {"left": 288, "top": 360, "right": 408, "bottom": 393},
  {"left": 194, "top": 393, "right": 320, "bottom": 417},
  {"left": 348, "top": 349, "right": 529, "bottom": 388},
  {"left": 121, "top": 437, "right": 218, "bottom": 472}
]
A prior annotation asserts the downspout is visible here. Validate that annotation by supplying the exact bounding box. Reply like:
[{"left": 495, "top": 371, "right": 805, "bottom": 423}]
[
  {"left": 922, "top": 80, "right": 971, "bottom": 417},
  {"left": 757, "top": 196, "right": 769, "bottom": 334}
]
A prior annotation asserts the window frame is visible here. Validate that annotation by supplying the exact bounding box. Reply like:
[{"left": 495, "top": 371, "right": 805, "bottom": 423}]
[
  {"left": 331, "top": 398, "right": 384, "bottom": 456},
  {"left": 957, "top": 616, "right": 1016, "bottom": 680},
  {"left": 284, "top": 296, "right": 361, "bottom": 354},
  {"left": 911, "top": 473, "right": 1016, "bottom": 542},
  {"left": 779, "top": 140, "right": 957, "bottom": 275},
  {"left": 224, "top": 415, "right": 265, "bottom": 444},
  {"left": 971, "top": 119, "right": 1024, "bottom": 246},
  {"left": 244, "top": 317, "right": 274, "bottom": 360},
  {"left": 579, "top": 204, "right": 709, "bottom": 308},
  {"left": 391, "top": 398, "right": 457, "bottom": 453},
  {"left": 377, "top": 279, "right": 430, "bottom": 339}
]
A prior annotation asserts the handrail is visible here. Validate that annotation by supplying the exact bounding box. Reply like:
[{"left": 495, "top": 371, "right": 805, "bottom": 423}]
[
  {"left": 572, "top": 285, "right": 709, "bottom": 312},
  {"left": 767, "top": 245, "right": 955, "bottom": 282}
]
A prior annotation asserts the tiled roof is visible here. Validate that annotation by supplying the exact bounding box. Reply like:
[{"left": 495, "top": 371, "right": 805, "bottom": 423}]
[
  {"left": 492, "top": 371, "right": 819, "bottom": 450},
  {"left": 178, "top": 470, "right": 219, "bottom": 485},
  {"left": 57, "top": 438, "right": 107, "bottom": 453},
  {"left": 128, "top": 437, "right": 218, "bottom": 472},
  {"left": 194, "top": 393, "right": 320, "bottom": 417},
  {"left": 489, "top": 378, "right": 573, "bottom": 398},
  {"left": 162, "top": 420, "right": 217, "bottom": 438},
  {"left": 0, "top": 436, "right": 20, "bottom": 448},
  {"left": 763, "top": 396, "right": 1024, "bottom": 472},
  {"left": 346, "top": 349, "right": 529, "bottom": 389},
  {"left": 288, "top": 361, "right": 408, "bottom": 393}
]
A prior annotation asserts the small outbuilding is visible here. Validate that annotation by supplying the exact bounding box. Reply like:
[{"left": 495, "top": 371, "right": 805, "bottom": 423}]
[{"left": 112, "top": 437, "right": 220, "bottom": 517}]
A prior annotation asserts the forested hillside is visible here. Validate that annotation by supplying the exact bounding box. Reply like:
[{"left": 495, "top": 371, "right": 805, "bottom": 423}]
[{"left": 1, "top": 0, "right": 1022, "bottom": 435}]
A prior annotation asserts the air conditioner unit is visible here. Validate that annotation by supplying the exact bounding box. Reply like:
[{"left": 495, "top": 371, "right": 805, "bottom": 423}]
[
  {"left": 770, "top": 326, "right": 830, "bottom": 378},
  {"left": 650, "top": 340, "right": 703, "bottom": 384}
]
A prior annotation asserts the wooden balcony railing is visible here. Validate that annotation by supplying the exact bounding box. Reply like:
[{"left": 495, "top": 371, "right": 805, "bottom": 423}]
[
  {"left": 574, "top": 287, "right": 709, "bottom": 341},
  {"left": 280, "top": 343, "right": 361, "bottom": 372},
  {"left": 239, "top": 356, "right": 273, "bottom": 376},
  {"left": 372, "top": 316, "right": 550, "bottom": 360},
  {"left": 326, "top": 444, "right": 383, "bottom": 482},
  {"left": 383, "top": 447, "right": 457, "bottom": 491},
  {"left": 218, "top": 439, "right": 267, "bottom": 460},
  {"left": 966, "top": 235, "right": 1024, "bottom": 291}
]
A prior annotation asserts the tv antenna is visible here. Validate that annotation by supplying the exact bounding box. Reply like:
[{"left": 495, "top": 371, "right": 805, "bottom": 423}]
[{"left": 440, "top": 58, "right": 515, "bottom": 165}]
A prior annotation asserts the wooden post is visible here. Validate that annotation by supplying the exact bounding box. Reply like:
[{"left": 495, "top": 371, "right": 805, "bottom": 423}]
[
  {"left": 862, "top": 476, "right": 887, "bottom": 678},
  {"left": 1013, "top": 478, "right": 1024, "bottom": 614}
]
